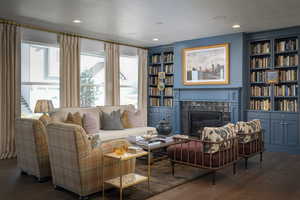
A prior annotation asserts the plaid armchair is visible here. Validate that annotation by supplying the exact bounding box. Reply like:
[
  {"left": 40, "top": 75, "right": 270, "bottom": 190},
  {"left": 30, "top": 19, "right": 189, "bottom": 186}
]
[
  {"left": 15, "top": 118, "right": 51, "bottom": 181},
  {"left": 46, "top": 122, "right": 135, "bottom": 199}
]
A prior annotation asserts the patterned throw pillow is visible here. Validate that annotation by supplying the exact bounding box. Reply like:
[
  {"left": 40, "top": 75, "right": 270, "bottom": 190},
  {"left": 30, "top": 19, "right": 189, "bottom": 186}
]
[
  {"left": 83, "top": 113, "right": 99, "bottom": 134},
  {"left": 65, "top": 112, "right": 83, "bottom": 127},
  {"left": 235, "top": 119, "right": 262, "bottom": 143},
  {"left": 121, "top": 110, "right": 133, "bottom": 128},
  {"left": 101, "top": 110, "right": 124, "bottom": 130},
  {"left": 39, "top": 114, "right": 52, "bottom": 127},
  {"left": 201, "top": 123, "right": 236, "bottom": 153}
]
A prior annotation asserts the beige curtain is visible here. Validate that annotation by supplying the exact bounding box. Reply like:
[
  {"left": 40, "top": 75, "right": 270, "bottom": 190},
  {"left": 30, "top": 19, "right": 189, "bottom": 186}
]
[
  {"left": 105, "top": 42, "right": 120, "bottom": 106},
  {"left": 137, "top": 48, "right": 148, "bottom": 126},
  {"left": 59, "top": 34, "right": 80, "bottom": 107},
  {"left": 0, "top": 23, "right": 21, "bottom": 159}
]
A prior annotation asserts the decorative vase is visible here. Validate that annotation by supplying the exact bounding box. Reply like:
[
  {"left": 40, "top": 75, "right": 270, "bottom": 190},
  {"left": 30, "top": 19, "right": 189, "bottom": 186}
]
[{"left": 156, "top": 119, "right": 172, "bottom": 136}]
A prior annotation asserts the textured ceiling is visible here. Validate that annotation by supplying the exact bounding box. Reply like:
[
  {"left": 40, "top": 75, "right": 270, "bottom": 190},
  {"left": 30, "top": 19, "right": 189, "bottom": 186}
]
[{"left": 1, "top": 0, "right": 300, "bottom": 47}]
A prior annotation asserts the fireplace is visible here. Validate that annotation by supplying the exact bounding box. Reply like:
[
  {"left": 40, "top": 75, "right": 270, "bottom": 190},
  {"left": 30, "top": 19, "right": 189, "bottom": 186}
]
[{"left": 181, "top": 101, "right": 230, "bottom": 137}]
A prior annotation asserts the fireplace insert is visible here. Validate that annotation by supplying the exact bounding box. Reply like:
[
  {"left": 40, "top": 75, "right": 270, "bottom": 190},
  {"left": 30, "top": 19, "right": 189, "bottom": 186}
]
[{"left": 188, "top": 111, "right": 225, "bottom": 137}]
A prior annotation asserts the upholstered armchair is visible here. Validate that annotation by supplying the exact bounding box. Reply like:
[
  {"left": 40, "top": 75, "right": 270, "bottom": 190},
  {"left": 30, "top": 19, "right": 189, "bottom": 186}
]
[
  {"left": 15, "top": 118, "right": 51, "bottom": 181},
  {"left": 46, "top": 122, "right": 135, "bottom": 199},
  {"left": 167, "top": 124, "right": 239, "bottom": 185}
]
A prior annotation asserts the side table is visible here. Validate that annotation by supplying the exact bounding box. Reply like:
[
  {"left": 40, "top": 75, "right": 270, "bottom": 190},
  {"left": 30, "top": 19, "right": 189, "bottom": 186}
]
[{"left": 102, "top": 150, "right": 151, "bottom": 200}]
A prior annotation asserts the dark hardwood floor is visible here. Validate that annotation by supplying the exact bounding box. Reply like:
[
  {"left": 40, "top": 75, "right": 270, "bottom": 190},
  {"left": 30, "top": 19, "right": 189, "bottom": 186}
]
[
  {"left": 1, "top": 152, "right": 300, "bottom": 200},
  {"left": 150, "top": 152, "right": 300, "bottom": 200}
]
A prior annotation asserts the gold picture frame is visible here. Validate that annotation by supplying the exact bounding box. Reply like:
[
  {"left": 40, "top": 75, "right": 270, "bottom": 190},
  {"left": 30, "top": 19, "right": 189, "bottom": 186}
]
[{"left": 182, "top": 43, "right": 230, "bottom": 85}]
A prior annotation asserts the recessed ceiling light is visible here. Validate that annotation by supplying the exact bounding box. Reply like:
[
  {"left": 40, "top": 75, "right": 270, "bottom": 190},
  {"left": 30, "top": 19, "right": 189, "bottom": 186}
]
[
  {"left": 72, "top": 19, "right": 82, "bottom": 24},
  {"left": 152, "top": 38, "right": 159, "bottom": 41},
  {"left": 232, "top": 24, "right": 241, "bottom": 29}
]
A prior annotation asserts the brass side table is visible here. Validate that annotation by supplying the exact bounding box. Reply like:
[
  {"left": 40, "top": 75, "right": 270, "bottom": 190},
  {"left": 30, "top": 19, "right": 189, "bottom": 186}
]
[{"left": 102, "top": 149, "right": 151, "bottom": 200}]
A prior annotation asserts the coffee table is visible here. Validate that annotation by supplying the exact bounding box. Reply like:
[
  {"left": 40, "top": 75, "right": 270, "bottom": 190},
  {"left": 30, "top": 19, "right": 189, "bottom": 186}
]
[{"left": 130, "top": 135, "right": 181, "bottom": 164}]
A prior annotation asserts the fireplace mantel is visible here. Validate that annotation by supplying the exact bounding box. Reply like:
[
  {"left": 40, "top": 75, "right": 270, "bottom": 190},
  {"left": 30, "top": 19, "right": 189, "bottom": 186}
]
[{"left": 172, "top": 87, "right": 241, "bottom": 134}]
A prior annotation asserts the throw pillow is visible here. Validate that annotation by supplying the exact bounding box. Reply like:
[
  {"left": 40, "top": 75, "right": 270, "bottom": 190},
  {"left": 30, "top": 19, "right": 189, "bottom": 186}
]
[
  {"left": 39, "top": 114, "right": 52, "bottom": 126},
  {"left": 101, "top": 110, "right": 124, "bottom": 130},
  {"left": 235, "top": 119, "right": 262, "bottom": 143},
  {"left": 83, "top": 113, "right": 98, "bottom": 134},
  {"left": 121, "top": 110, "right": 133, "bottom": 128},
  {"left": 65, "top": 112, "right": 83, "bottom": 127}
]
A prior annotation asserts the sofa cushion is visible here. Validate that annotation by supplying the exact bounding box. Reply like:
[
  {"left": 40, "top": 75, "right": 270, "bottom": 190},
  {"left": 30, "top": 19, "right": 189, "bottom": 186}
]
[
  {"left": 97, "top": 127, "right": 157, "bottom": 142},
  {"left": 50, "top": 107, "right": 101, "bottom": 130},
  {"left": 83, "top": 113, "right": 98, "bottom": 134},
  {"left": 65, "top": 112, "right": 83, "bottom": 127},
  {"left": 121, "top": 110, "right": 133, "bottom": 128},
  {"left": 167, "top": 141, "right": 236, "bottom": 167},
  {"left": 101, "top": 110, "right": 124, "bottom": 130}
]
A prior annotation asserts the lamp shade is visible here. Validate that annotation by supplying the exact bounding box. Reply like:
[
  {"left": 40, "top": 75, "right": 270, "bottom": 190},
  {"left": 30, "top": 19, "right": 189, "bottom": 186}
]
[{"left": 34, "top": 100, "right": 54, "bottom": 113}]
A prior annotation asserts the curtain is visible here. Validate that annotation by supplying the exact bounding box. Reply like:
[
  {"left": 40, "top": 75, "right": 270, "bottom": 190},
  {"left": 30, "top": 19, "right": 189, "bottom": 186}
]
[
  {"left": 105, "top": 42, "right": 120, "bottom": 106},
  {"left": 59, "top": 34, "right": 81, "bottom": 107},
  {"left": 137, "top": 48, "right": 148, "bottom": 126},
  {"left": 0, "top": 23, "right": 21, "bottom": 159}
]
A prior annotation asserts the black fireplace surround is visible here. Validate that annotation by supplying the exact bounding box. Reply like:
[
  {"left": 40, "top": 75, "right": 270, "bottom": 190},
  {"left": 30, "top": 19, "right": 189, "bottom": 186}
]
[{"left": 181, "top": 101, "right": 230, "bottom": 137}]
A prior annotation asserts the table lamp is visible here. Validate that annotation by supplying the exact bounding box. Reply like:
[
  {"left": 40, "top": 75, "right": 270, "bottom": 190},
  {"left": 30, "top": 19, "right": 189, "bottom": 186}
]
[{"left": 34, "top": 99, "right": 54, "bottom": 117}]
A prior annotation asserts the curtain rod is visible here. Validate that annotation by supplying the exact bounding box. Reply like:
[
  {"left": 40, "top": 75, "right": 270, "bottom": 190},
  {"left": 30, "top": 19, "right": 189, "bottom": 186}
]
[{"left": 0, "top": 18, "right": 147, "bottom": 49}]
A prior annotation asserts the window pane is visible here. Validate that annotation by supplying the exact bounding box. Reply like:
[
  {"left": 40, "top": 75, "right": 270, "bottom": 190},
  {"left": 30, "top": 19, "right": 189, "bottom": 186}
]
[
  {"left": 21, "top": 42, "right": 59, "bottom": 118},
  {"left": 80, "top": 53, "right": 105, "bottom": 107},
  {"left": 120, "top": 53, "right": 138, "bottom": 107}
]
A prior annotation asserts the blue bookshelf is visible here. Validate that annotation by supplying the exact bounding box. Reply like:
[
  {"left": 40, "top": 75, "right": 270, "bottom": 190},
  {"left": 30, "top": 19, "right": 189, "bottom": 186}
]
[{"left": 247, "top": 30, "right": 300, "bottom": 153}]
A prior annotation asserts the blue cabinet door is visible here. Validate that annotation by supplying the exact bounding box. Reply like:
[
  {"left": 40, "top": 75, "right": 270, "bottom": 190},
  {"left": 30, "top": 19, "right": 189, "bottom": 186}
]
[
  {"left": 285, "top": 120, "right": 299, "bottom": 146},
  {"left": 270, "top": 119, "right": 284, "bottom": 145},
  {"left": 260, "top": 119, "right": 271, "bottom": 145}
]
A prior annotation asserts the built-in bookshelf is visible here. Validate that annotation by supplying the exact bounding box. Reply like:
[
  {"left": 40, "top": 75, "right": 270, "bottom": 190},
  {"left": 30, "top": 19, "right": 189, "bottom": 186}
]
[
  {"left": 248, "top": 37, "right": 299, "bottom": 112},
  {"left": 148, "top": 49, "right": 174, "bottom": 107}
]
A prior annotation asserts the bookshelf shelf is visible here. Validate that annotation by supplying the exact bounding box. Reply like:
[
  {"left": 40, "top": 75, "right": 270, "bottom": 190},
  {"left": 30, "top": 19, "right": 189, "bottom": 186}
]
[
  {"left": 148, "top": 48, "right": 174, "bottom": 107},
  {"left": 248, "top": 36, "right": 299, "bottom": 113},
  {"left": 250, "top": 53, "right": 271, "bottom": 57}
]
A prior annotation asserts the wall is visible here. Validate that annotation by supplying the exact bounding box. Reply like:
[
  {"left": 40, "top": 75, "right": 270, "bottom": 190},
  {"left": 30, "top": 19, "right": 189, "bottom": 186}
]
[
  {"left": 173, "top": 32, "right": 245, "bottom": 89},
  {"left": 148, "top": 33, "right": 247, "bottom": 133}
]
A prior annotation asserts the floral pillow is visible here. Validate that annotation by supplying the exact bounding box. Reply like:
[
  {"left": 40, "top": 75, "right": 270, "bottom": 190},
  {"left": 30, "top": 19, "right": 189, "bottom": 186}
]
[
  {"left": 235, "top": 119, "right": 262, "bottom": 143},
  {"left": 202, "top": 123, "right": 236, "bottom": 153}
]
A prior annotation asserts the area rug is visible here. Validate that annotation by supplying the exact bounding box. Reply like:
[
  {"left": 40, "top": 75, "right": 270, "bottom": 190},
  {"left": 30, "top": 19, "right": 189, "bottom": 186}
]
[{"left": 90, "top": 159, "right": 209, "bottom": 200}]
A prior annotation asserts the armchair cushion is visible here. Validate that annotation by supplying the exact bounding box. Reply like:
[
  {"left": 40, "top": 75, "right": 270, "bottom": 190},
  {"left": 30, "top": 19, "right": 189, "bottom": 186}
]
[
  {"left": 235, "top": 119, "right": 262, "bottom": 143},
  {"left": 201, "top": 123, "right": 236, "bottom": 153},
  {"left": 167, "top": 141, "right": 235, "bottom": 168}
]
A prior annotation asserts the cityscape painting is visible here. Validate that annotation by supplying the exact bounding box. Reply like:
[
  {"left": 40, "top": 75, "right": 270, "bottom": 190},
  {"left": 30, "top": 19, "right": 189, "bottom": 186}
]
[{"left": 182, "top": 43, "right": 229, "bottom": 85}]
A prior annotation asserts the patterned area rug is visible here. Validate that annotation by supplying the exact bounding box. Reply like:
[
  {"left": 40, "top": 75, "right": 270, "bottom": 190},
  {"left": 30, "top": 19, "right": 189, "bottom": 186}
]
[{"left": 92, "top": 159, "right": 209, "bottom": 200}]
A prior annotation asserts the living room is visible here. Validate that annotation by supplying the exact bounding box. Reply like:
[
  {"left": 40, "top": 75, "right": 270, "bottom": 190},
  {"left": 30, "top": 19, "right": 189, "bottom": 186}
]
[{"left": 0, "top": 0, "right": 300, "bottom": 200}]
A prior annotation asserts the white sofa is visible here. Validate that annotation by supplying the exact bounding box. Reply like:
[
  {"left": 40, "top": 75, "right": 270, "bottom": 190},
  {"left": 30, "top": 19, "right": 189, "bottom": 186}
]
[{"left": 50, "top": 105, "right": 156, "bottom": 142}]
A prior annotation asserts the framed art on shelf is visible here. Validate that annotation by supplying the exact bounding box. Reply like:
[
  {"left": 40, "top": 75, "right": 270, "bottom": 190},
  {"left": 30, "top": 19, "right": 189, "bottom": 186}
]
[
  {"left": 266, "top": 70, "right": 279, "bottom": 84},
  {"left": 182, "top": 43, "right": 230, "bottom": 85}
]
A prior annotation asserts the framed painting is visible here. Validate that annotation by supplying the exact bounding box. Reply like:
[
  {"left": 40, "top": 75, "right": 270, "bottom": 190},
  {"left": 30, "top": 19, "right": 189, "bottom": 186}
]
[
  {"left": 266, "top": 70, "right": 279, "bottom": 84},
  {"left": 182, "top": 43, "right": 230, "bottom": 85}
]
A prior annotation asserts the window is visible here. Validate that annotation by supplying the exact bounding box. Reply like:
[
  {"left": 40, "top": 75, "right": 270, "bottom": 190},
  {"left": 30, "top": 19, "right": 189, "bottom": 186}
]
[
  {"left": 21, "top": 42, "right": 60, "bottom": 118},
  {"left": 119, "top": 46, "right": 139, "bottom": 107},
  {"left": 80, "top": 53, "right": 105, "bottom": 107}
]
